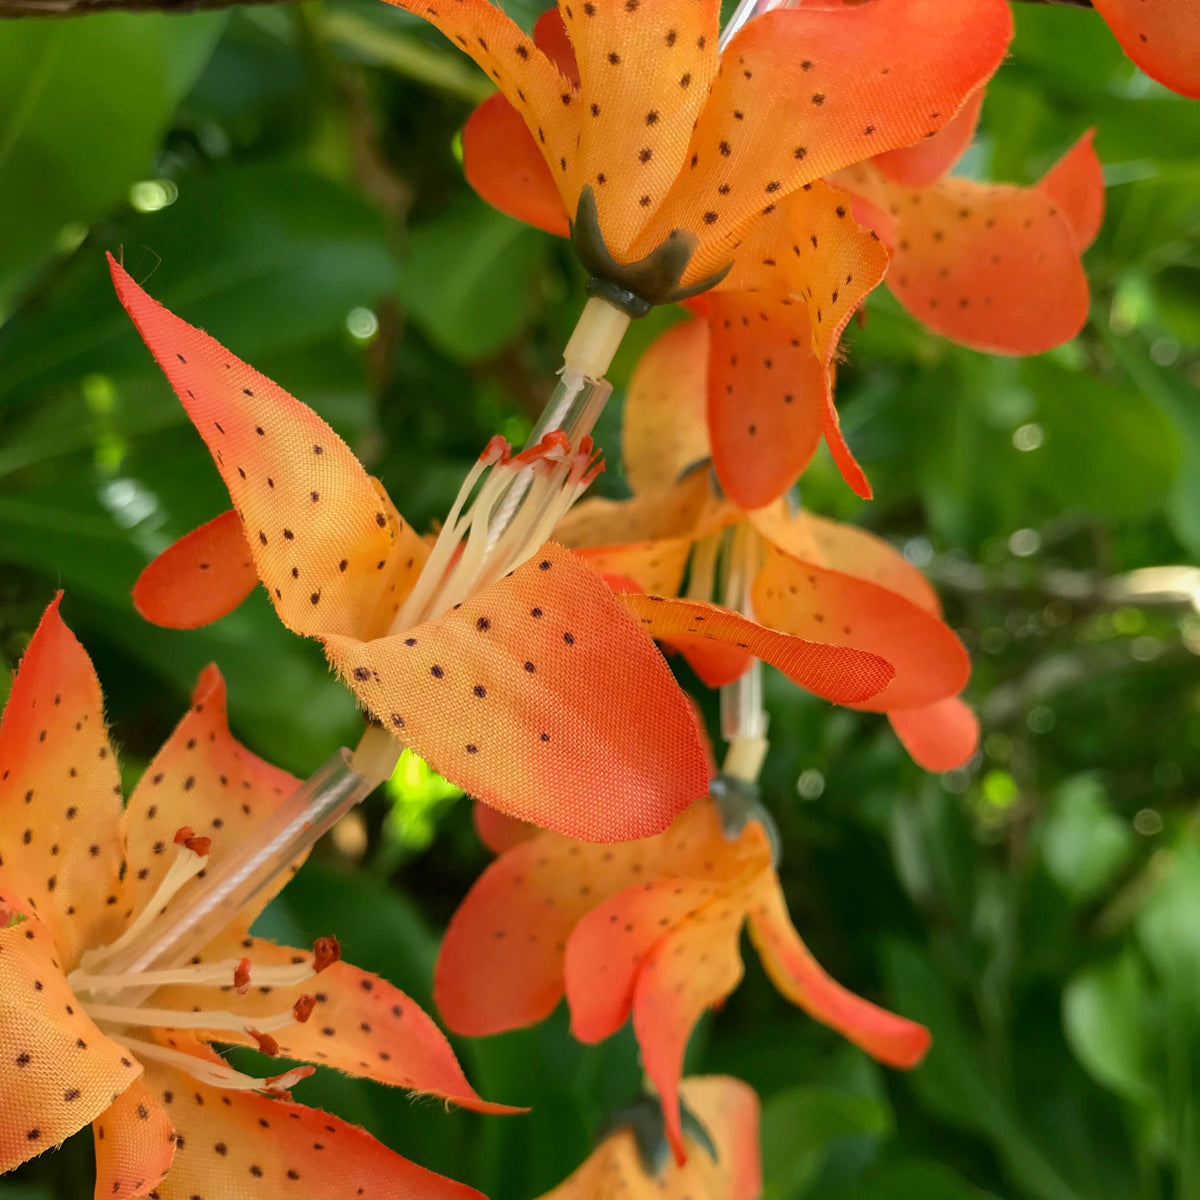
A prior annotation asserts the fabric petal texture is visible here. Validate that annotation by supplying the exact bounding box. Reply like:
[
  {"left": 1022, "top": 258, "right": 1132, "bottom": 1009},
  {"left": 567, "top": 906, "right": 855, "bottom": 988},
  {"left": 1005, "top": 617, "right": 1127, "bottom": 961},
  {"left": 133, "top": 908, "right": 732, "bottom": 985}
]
[
  {"left": 1092, "top": 0, "right": 1200, "bottom": 98},
  {"left": 110, "top": 256, "right": 429, "bottom": 641},
  {"left": 632, "top": 0, "right": 1012, "bottom": 271},
  {"left": 0, "top": 593, "right": 125, "bottom": 964},
  {"left": 91, "top": 1077, "right": 176, "bottom": 1200},
  {"left": 132, "top": 510, "right": 258, "bottom": 630},
  {"left": 872, "top": 86, "right": 984, "bottom": 189},
  {"left": 141, "top": 1061, "right": 486, "bottom": 1200},
  {"left": 325, "top": 543, "right": 710, "bottom": 840},
  {"left": 618, "top": 592, "right": 895, "bottom": 705},
  {"left": 0, "top": 917, "right": 140, "bottom": 1174}
]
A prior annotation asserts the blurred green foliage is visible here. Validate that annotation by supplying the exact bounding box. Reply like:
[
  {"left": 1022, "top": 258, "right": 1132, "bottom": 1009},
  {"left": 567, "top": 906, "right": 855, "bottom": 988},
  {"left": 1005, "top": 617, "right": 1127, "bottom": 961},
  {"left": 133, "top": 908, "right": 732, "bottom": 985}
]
[{"left": 0, "top": 2, "right": 1198, "bottom": 1198}]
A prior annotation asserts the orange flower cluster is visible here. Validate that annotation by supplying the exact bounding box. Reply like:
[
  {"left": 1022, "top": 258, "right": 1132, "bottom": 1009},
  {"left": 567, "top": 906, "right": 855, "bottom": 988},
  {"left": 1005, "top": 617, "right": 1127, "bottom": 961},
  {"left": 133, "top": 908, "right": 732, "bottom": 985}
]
[{"left": 2, "top": 0, "right": 1137, "bottom": 1195}]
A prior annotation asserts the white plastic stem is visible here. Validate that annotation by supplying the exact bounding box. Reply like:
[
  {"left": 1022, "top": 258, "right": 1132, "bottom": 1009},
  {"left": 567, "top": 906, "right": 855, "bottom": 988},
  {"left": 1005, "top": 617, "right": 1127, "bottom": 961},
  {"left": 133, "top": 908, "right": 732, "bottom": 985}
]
[{"left": 719, "top": 523, "right": 770, "bottom": 783}]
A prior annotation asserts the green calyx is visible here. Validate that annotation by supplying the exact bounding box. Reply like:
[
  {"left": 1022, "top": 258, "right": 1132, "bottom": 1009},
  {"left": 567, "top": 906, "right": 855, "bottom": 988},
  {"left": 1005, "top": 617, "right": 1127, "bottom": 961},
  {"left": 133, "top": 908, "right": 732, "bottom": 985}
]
[
  {"left": 570, "top": 186, "right": 733, "bottom": 319},
  {"left": 593, "top": 1093, "right": 719, "bottom": 1177}
]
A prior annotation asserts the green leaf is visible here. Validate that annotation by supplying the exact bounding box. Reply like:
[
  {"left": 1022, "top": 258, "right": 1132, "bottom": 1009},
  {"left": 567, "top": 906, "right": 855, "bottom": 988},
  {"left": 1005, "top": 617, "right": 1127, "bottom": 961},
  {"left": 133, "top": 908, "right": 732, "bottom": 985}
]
[
  {"left": 398, "top": 193, "right": 548, "bottom": 361},
  {"left": 1063, "top": 951, "right": 1154, "bottom": 1104},
  {"left": 0, "top": 14, "right": 224, "bottom": 304},
  {"left": 831, "top": 1158, "right": 1001, "bottom": 1200},
  {"left": 1039, "top": 775, "right": 1134, "bottom": 902},
  {"left": 760, "top": 1086, "right": 890, "bottom": 1200}
]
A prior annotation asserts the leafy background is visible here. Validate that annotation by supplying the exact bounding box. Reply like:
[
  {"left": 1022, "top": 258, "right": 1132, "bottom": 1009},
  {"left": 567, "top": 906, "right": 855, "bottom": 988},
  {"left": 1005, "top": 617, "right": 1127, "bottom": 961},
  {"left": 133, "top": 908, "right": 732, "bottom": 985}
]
[{"left": 0, "top": 3, "right": 1198, "bottom": 1198}]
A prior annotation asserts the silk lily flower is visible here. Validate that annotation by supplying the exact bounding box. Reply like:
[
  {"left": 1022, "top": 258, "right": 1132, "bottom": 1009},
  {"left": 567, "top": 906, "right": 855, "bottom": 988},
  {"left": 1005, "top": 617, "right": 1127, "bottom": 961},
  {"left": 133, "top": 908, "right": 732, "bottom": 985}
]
[
  {"left": 1090, "top": 0, "right": 1199, "bottom": 98},
  {"left": 834, "top": 91, "right": 1105, "bottom": 355},
  {"left": 110, "top": 256, "right": 710, "bottom": 842},
  {"left": 0, "top": 595, "right": 509, "bottom": 1199},
  {"left": 398, "top": 0, "right": 1011, "bottom": 315},
  {"left": 436, "top": 795, "right": 929, "bottom": 1162},
  {"left": 454, "top": 1, "right": 1009, "bottom": 504},
  {"left": 555, "top": 319, "right": 977, "bottom": 772},
  {"left": 538, "top": 1077, "right": 761, "bottom": 1200}
]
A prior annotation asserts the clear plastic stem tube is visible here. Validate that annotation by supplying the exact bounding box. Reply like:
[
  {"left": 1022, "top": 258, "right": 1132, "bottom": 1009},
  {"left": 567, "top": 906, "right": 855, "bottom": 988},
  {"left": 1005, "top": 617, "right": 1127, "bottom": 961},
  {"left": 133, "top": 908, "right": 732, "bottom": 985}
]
[
  {"left": 121, "top": 295, "right": 632, "bottom": 975},
  {"left": 719, "top": 523, "right": 770, "bottom": 783}
]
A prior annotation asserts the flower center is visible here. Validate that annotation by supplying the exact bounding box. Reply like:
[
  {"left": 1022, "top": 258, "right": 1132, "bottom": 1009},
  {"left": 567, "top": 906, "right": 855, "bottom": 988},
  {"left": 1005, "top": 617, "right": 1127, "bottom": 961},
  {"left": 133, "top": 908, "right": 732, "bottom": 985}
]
[
  {"left": 65, "top": 830, "right": 332, "bottom": 1099},
  {"left": 394, "top": 429, "right": 603, "bottom": 631}
]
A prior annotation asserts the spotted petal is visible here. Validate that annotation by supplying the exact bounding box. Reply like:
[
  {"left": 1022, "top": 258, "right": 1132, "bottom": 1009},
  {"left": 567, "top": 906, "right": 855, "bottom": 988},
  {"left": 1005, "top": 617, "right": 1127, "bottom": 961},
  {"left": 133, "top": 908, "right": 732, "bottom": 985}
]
[
  {"left": 618, "top": 593, "right": 894, "bottom": 705},
  {"left": 91, "top": 1077, "right": 175, "bottom": 1200},
  {"left": 747, "top": 873, "right": 930, "bottom": 1069},
  {"left": 0, "top": 917, "right": 140, "bottom": 1174},
  {"left": 0, "top": 594, "right": 124, "bottom": 965},
  {"left": 871, "top": 86, "right": 983, "bottom": 189},
  {"left": 141, "top": 1061, "right": 485, "bottom": 1200},
  {"left": 1093, "top": 0, "right": 1200, "bottom": 98},
  {"left": 120, "top": 664, "right": 302, "bottom": 934},
  {"left": 153, "top": 935, "right": 515, "bottom": 1112},
  {"left": 132, "top": 511, "right": 258, "bottom": 630},
  {"left": 110, "top": 257, "right": 429, "bottom": 641},
  {"left": 325, "top": 543, "right": 709, "bottom": 841},
  {"left": 752, "top": 541, "right": 968, "bottom": 711},
  {"left": 888, "top": 695, "right": 979, "bottom": 771},
  {"left": 472, "top": 799, "right": 538, "bottom": 855},
  {"left": 1035, "top": 130, "right": 1105, "bottom": 250},
  {"left": 632, "top": 0, "right": 1012, "bottom": 268},
  {"left": 556, "top": 0, "right": 721, "bottom": 258}
]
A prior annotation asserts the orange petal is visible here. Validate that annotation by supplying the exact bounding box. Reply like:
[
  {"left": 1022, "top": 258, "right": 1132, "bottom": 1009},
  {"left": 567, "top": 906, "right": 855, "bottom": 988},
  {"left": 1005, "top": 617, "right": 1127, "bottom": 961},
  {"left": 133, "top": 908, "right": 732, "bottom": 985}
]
[
  {"left": 132, "top": 511, "right": 258, "bottom": 629},
  {"left": 567, "top": 878, "right": 743, "bottom": 1048},
  {"left": 888, "top": 695, "right": 979, "bottom": 771},
  {"left": 534, "top": 8, "right": 579, "bottom": 84},
  {"left": 880, "top": 172, "right": 1090, "bottom": 354},
  {"left": 747, "top": 873, "right": 930, "bottom": 1069},
  {"left": 632, "top": 0, "right": 1012, "bottom": 263},
  {"left": 575, "top": 538, "right": 696, "bottom": 598},
  {"left": 872, "top": 87, "right": 983, "bottom": 189},
  {"left": 92, "top": 1077, "right": 175, "bottom": 1200},
  {"left": 618, "top": 593, "right": 894, "bottom": 705},
  {"left": 464, "top": 93, "right": 571, "bottom": 236},
  {"left": 109, "top": 257, "right": 429, "bottom": 640},
  {"left": 437, "top": 829, "right": 650, "bottom": 1035},
  {"left": 140, "top": 1062, "right": 486, "bottom": 1200},
  {"left": 752, "top": 542, "right": 968, "bottom": 711},
  {"left": 0, "top": 594, "right": 124, "bottom": 964},
  {"left": 751, "top": 506, "right": 941, "bottom": 616},
  {"left": 472, "top": 798, "right": 538, "bottom": 854},
  {"left": 558, "top": 0, "right": 720, "bottom": 259},
  {"left": 325, "top": 542, "right": 709, "bottom": 841},
  {"left": 0, "top": 917, "right": 141, "bottom": 1174},
  {"left": 382, "top": 0, "right": 576, "bottom": 208},
  {"left": 1092, "top": 0, "right": 1200, "bottom": 98},
  {"left": 622, "top": 318, "right": 712, "bottom": 495},
  {"left": 155, "top": 935, "right": 516, "bottom": 1113},
  {"left": 1035, "top": 129, "right": 1105, "bottom": 251},
  {"left": 704, "top": 294, "right": 827, "bottom": 510},
  {"left": 633, "top": 896, "right": 749, "bottom": 1163},
  {"left": 120, "top": 665, "right": 301, "bottom": 933},
  {"left": 681, "top": 1077, "right": 762, "bottom": 1200}
]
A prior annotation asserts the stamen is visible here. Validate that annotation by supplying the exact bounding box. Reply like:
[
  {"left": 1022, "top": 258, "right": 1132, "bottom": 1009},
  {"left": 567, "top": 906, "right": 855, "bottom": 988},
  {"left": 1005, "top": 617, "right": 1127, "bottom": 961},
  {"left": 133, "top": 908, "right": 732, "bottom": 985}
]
[
  {"left": 293, "top": 994, "right": 316, "bottom": 1023},
  {"left": 78, "top": 840, "right": 209, "bottom": 973},
  {"left": 87, "top": 1001, "right": 300, "bottom": 1037},
  {"left": 174, "top": 825, "right": 212, "bottom": 856},
  {"left": 312, "top": 935, "right": 341, "bottom": 972},
  {"left": 109, "top": 1033, "right": 313, "bottom": 1095},
  {"left": 686, "top": 531, "right": 723, "bottom": 603},
  {"left": 68, "top": 956, "right": 314, "bottom": 998},
  {"left": 249, "top": 1028, "right": 280, "bottom": 1056},
  {"left": 233, "top": 957, "right": 252, "bottom": 994}
]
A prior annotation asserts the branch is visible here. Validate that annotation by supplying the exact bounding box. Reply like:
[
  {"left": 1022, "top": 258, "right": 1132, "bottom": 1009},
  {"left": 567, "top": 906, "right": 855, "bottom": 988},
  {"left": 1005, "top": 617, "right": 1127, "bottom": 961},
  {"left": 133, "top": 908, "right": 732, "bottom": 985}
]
[{"left": 0, "top": 0, "right": 1095, "bottom": 17}]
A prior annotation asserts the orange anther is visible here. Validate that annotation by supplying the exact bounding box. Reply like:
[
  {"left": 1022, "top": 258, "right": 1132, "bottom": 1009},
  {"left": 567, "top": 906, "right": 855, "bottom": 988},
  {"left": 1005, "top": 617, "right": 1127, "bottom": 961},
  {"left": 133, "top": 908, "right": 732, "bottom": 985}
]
[
  {"left": 248, "top": 1028, "right": 279, "bottom": 1056},
  {"left": 312, "top": 935, "right": 341, "bottom": 973},
  {"left": 292, "top": 994, "right": 316, "bottom": 1023},
  {"left": 479, "top": 434, "right": 511, "bottom": 465},
  {"left": 233, "top": 957, "right": 252, "bottom": 994}
]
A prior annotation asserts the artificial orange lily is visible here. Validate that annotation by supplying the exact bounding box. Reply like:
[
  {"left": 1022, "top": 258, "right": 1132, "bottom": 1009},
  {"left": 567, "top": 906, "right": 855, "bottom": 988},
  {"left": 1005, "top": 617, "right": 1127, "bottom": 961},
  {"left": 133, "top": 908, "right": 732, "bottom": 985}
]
[
  {"left": 0, "top": 595, "right": 505, "bottom": 1199},
  {"left": 455, "top": 1, "right": 1011, "bottom": 504},
  {"left": 417, "top": 0, "right": 1010, "bottom": 316},
  {"left": 436, "top": 795, "right": 929, "bottom": 1162},
  {"left": 556, "top": 318, "right": 978, "bottom": 772},
  {"left": 833, "top": 91, "right": 1105, "bottom": 355},
  {"left": 1091, "top": 0, "right": 1199, "bottom": 99},
  {"left": 538, "top": 1076, "right": 761, "bottom": 1200},
  {"left": 110, "top": 255, "right": 720, "bottom": 842}
]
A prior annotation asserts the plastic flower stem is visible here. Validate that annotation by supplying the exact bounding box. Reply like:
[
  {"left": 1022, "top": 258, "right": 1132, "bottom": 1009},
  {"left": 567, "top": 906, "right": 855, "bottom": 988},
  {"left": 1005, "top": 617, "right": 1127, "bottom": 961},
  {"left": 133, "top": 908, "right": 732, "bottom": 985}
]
[
  {"left": 117, "top": 295, "right": 632, "bottom": 978},
  {"left": 720, "top": 523, "right": 770, "bottom": 784}
]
